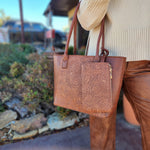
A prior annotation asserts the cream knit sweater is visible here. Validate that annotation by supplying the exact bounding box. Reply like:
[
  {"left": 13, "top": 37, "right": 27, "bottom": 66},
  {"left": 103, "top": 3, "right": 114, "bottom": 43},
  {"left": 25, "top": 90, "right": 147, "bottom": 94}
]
[{"left": 77, "top": 0, "right": 150, "bottom": 61}]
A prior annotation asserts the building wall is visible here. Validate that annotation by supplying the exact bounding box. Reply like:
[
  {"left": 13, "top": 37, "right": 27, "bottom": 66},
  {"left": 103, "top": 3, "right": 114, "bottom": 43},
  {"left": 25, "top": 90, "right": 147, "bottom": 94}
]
[{"left": 68, "top": 7, "right": 76, "bottom": 24}]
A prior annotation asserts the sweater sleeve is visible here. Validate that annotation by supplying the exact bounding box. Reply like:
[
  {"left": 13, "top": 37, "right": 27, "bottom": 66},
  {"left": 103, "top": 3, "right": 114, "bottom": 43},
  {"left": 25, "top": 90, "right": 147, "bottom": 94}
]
[{"left": 77, "top": 0, "right": 110, "bottom": 31}]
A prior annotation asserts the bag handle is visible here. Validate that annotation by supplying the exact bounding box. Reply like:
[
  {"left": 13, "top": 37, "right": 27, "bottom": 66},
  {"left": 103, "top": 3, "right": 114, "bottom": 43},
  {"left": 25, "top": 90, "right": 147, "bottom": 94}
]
[
  {"left": 86, "top": 17, "right": 109, "bottom": 59},
  {"left": 62, "top": 2, "right": 109, "bottom": 68},
  {"left": 94, "top": 18, "right": 109, "bottom": 62},
  {"left": 73, "top": 17, "right": 77, "bottom": 54},
  {"left": 62, "top": 2, "right": 80, "bottom": 67}
]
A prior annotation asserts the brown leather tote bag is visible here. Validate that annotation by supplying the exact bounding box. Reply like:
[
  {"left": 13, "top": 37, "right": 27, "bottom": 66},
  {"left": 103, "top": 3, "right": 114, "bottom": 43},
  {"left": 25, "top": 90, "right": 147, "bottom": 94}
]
[{"left": 54, "top": 3, "right": 126, "bottom": 117}]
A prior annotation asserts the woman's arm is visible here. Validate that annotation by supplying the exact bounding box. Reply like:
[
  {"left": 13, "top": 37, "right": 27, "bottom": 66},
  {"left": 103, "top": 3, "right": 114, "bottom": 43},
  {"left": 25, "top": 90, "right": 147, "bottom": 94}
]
[{"left": 77, "top": 0, "right": 110, "bottom": 31}]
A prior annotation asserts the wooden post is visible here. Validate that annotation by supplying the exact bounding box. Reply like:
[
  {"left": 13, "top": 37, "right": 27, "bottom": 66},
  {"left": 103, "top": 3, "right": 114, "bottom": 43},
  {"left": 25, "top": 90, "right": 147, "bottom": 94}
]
[{"left": 19, "top": 0, "right": 25, "bottom": 43}]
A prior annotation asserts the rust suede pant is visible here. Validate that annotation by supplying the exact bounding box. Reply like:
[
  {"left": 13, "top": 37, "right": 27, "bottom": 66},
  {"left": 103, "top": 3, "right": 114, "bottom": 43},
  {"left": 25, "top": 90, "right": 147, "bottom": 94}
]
[{"left": 90, "top": 60, "right": 150, "bottom": 150}]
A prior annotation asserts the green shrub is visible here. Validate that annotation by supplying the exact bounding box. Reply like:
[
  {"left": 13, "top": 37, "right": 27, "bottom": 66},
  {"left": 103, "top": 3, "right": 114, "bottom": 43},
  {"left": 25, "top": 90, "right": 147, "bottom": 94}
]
[
  {"left": 68, "top": 46, "right": 74, "bottom": 55},
  {"left": 0, "top": 76, "right": 18, "bottom": 103},
  {"left": 0, "top": 101, "right": 5, "bottom": 112},
  {"left": 77, "top": 46, "right": 86, "bottom": 55},
  {"left": 0, "top": 44, "right": 36, "bottom": 77},
  {"left": 10, "top": 62, "right": 25, "bottom": 77},
  {"left": 68, "top": 46, "right": 85, "bottom": 55},
  {"left": 18, "top": 44, "right": 36, "bottom": 54},
  {"left": 56, "top": 106, "right": 72, "bottom": 118},
  {"left": 0, "top": 52, "right": 73, "bottom": 117},
  {"left": 0, "top": 91, "right": 12, "bottom": 103},
  {"left": 0, "top": 53, "right": 53, "bottom": 110},
  {"left": 22, "top": 53, "right": 54, "bottom": 106}
]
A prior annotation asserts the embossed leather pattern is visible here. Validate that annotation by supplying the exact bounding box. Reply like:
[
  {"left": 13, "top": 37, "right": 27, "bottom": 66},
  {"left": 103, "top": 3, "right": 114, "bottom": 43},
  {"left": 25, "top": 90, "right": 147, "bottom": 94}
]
[
  {"left": 81, "top": 62, "right": 112, "bottom": 113},
  {"left": 53, "top": 2, "right": 126, "bottom": 117}
]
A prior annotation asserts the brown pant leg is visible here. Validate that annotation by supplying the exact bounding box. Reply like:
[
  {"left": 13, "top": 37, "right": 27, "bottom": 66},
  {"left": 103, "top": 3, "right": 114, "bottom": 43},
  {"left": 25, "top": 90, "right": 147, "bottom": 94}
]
[
  {"left": 123, "top": 61, "right": 150, "bottom": 150},
  {"left": 90, "top": 111, "right": 116, "bottom": 150}
]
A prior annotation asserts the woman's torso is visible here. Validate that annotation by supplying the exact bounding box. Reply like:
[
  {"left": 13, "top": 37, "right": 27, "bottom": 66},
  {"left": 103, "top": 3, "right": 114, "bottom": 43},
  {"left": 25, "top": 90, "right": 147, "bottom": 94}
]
[{"left": 88, "top": 0, "right": 150, "bottom": 61}]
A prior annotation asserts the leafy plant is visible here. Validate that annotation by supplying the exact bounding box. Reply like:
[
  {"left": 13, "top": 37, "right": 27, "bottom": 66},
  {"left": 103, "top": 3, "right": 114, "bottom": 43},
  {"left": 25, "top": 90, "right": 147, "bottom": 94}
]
[
  {"left": 78, "top": 46, "right": 86, "bottom": 55},
  {"left": 68, "top": 46, "right": 74, "bottom": 55},
  {"left": 0, "top": 48, "right": 73, "bottom": 117},
  {"left": 18, "top": 44, "right": 36, "bottom": 54},
  {"left": 68, "top": 46, "right": 85, "bottom": 55},
  {"left": 0, "top": 76, "right": 19, "bottom": 103},
  {"left": 10, "top": 62, "right": 25, "bottom": 77},
  {"left": 0, "top": 91, "right": 12, "bottom": 103},
  {"left": 0, "top": 44, "right": 36, "bottom": 77},
  {"left": 56, "top": 106, "right": 72, "bottom": 118},
  {"left": 0, "top": 101, "right": 5, "bottom": 112},
  {"left": 0, "top": 9, "right": 11, "bottom": 27}
]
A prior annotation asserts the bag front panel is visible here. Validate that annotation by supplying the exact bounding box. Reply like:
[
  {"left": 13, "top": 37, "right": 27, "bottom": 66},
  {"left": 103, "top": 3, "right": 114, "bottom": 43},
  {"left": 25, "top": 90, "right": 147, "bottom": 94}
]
[{"left": 54, "top": 54, "right": 94, "bottom": 112}]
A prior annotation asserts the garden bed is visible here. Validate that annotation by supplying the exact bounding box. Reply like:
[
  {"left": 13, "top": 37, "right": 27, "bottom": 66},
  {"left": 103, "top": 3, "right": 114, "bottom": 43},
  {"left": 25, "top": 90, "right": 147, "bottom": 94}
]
[{"left": 0, "top": 44, "right": 89, "bottom": 145}]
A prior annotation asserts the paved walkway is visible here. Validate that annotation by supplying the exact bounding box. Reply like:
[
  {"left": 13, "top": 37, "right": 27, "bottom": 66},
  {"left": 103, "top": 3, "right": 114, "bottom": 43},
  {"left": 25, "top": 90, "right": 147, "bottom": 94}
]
[{"left": 0, "top": 114, "right": 142, "bottom": 150}]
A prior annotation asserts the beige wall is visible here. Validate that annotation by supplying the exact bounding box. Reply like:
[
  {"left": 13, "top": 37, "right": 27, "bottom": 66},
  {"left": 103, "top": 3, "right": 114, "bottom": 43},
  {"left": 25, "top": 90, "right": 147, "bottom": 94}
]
[{"left": 68, "top": 7, "right": 76, "bottom": 25}]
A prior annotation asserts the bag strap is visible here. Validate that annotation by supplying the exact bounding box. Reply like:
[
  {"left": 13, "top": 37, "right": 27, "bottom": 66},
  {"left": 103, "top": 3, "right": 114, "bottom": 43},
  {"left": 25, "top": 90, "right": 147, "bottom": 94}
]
[
  {"left": 62, "top": 2, "right": 109, "bottom": 68},
  {"left": 86, "top": 17, "right": 109, "bottom": 60},
  {"left": 95, "top": 17, "right": 109, "bottom": 62},
  {"left": 73, "top": 17, "right": 77, "bottom": 54}
]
